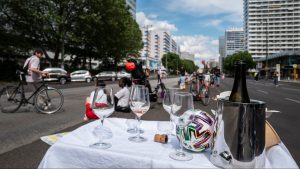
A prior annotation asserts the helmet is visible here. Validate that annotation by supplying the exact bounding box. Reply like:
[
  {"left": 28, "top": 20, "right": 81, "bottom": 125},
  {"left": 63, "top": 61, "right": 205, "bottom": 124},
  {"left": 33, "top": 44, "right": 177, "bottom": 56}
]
[
  {"left": 125, "top": 61, "right": 136, "bottom": 72},
  {"left": 176, "top": 110, "right": 214, "bottom": 152}
]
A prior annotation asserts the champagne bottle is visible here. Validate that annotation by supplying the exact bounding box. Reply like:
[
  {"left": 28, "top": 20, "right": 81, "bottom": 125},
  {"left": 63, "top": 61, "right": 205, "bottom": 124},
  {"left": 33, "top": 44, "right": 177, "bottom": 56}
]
[{"left": 229, "top": 60, "right": 250, "bottom": 103}]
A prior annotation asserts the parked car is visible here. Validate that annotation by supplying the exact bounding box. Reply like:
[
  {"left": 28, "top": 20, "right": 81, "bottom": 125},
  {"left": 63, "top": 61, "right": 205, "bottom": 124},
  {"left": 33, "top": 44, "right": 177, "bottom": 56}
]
[
  {"left": 117, "top": 71, "right": 131, "bottom": 79},
  {"left": 96, "top": 71, "right": 117, "bottom": 81},
  {"left": 43, "top": 68, "right": 70, "bottom": 85},
  {"left": 70, "top": 70, "right": 92, "bottom": 83}
]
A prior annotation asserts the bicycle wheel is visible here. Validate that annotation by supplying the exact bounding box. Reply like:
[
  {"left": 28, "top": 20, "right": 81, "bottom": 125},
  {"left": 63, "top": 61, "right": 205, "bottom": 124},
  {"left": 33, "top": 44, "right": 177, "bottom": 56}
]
[
  {"left": 0, "top": 86, "right": 23, "bottom": 113},
  {"left": 200, "top": 88, "right": 210, "bottom": 106},
  {"left": 34, "top": 87, "right": 64, "bottom": 114}
]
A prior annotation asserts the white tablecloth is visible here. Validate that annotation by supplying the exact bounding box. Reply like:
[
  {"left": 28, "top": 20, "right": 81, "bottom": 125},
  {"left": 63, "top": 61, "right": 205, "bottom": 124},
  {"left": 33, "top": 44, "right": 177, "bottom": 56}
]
[{"left": 38, "top": 118, "right": 299, "bottom": 168}]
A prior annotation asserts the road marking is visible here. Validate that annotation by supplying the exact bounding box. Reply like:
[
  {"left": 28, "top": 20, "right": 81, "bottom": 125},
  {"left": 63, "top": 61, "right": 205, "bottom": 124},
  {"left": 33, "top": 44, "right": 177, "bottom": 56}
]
[
  {"left": 285, "top": 98, "right": 300, "bottom": 104},
  {"left": 257, "top": 90, "right": 268, "bottom": 94},
  {"left": 282, "top": 87, "right": 300, "bottom": 93}
]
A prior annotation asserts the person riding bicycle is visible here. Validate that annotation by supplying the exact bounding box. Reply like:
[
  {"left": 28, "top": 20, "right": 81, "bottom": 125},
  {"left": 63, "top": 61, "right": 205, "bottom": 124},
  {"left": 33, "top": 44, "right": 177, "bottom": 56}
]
[
  {"left": 125, "top": 58, "right": 152, "bottom": 93},
  {"left": 23, "top": 48, "right": 48, "bottom": 91}
]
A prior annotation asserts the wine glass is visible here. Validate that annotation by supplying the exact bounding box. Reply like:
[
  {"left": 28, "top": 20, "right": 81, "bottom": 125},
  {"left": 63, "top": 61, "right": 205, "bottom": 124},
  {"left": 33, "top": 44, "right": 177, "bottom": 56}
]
[
  {"left": 169, "top": 92, "right": 194, "bottom": 161},
  {"left": 90, "top": 88, "right": 114, "bottom": 149},
  {"left": 129, "top": 85, "right": 150, "bottom": 142},
  {"left": 163, "top": 88, "right": 180, "bottom": 135}
]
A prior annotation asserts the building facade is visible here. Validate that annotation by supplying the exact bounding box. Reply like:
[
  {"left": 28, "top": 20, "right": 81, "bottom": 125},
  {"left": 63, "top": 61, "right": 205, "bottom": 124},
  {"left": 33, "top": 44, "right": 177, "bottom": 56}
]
[
  {"left": 244, "top": 0, "right": 300, "bottom": 61},
  {"left": 225, "top": 28, "right": 245, "bottom": 56},
  {"left": 125, "top": 0, "right": 136, "bottom": 19},
  {"left": 140, "top": 28, "right": 180, "bottom": 70}
]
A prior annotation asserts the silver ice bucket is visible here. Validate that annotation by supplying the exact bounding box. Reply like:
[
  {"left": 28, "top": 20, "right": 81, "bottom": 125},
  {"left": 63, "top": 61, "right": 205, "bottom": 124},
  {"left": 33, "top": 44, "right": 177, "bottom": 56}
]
[{"left": 210, "top": 98, "right": 266, "bottom": 168}]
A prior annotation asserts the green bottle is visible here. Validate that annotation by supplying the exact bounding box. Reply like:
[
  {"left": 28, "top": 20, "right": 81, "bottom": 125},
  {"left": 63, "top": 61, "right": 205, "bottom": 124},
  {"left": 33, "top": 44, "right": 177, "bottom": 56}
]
[{"left": 229, "top": 60, "right": 250, "bottom": 103}]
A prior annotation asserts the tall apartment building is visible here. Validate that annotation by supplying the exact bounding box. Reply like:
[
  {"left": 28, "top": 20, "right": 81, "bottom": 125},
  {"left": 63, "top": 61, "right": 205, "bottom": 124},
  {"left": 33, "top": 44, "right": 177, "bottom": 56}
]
[
  {"left": 125, "top": 0, "right": 136, "bottom": 19},
  {"left": 244, "top": 0, "right": 300, "bottom": 61},
  {"left": 140, "top": 28, "right": 180, "bottom": 70},
  {"left": 225, "top": 28, "right": 245, "bottom": 56}
]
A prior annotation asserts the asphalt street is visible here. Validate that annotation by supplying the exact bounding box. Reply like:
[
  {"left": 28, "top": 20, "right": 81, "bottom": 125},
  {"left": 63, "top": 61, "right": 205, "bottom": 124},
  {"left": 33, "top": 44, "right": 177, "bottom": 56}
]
[{"left": 0, "top": 77, "right": 299, "bottom": 168}]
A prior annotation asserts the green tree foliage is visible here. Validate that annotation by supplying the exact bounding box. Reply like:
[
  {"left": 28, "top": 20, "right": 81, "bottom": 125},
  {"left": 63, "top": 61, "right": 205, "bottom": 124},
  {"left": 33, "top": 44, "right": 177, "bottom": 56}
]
[
  {"left": 224, "top": 51, "right": 256, "bottom": 74},
  {"left": 161, "top": 53, "right": 180, "bottom": 74},
  {"left": 181, "top": 59, "right": 198, "bottom": 74},
  {"left": 161, "top": 52, "right": 198, "bottom": 74},
  {"left": 0, "top": 0, "right": 142, "bottom": 69}
]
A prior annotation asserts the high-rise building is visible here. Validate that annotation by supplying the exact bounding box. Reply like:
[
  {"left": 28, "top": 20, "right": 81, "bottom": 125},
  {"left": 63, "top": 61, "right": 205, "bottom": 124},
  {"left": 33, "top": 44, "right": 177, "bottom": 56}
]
[
  {"left": 244, "top": 0, "right": 300, "bottom": 61},
  {"left": 140, "top": 28, "right": 180, "bottom": 70},
  {"left": 125, "top": 0, "right": 136, "bottom": 19},
  {"left": 225, "top": 28, "right": 244, "bottom": 56}
]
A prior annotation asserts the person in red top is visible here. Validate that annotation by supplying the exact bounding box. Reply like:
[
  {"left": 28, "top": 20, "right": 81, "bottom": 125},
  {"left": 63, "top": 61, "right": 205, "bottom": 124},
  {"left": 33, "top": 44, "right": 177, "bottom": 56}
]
[{"left": 83, "top": 80, "right": 106, "bottom": 121}]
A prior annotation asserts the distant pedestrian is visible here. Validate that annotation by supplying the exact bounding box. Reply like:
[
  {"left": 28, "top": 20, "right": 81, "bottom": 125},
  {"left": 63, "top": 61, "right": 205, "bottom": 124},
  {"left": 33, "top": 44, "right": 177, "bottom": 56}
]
[
  {"left": 254, "top": 72, "right": 259, "bottom": 81},
  {"left": 274, "top": 71, "right": 279, "bottom": 87},
  {"left": 157, "top": 68, "right": 162, "bottom": 84}
]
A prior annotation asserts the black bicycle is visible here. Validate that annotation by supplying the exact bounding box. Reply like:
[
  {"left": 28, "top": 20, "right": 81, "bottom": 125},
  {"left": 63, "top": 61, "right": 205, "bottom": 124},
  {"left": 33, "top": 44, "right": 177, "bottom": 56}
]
[{"left": 0, "top": 70, "right": 64, "bottom": 114}]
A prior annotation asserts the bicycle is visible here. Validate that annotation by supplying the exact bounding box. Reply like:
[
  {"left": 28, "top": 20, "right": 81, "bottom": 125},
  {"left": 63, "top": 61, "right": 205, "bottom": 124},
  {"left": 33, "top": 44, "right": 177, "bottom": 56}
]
[
  {"left": 189, "top": 74, "right": 210, "bottom": 106},
  {"left": 0, "top": 70, "right": 64, "bottom": 114}
]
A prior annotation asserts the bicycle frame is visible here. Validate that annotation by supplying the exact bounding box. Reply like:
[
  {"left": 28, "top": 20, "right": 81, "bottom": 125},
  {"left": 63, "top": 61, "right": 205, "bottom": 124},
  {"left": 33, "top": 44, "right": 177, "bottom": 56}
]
[{"left": 12, "top": 79, "right": 48, "bottom": 105}]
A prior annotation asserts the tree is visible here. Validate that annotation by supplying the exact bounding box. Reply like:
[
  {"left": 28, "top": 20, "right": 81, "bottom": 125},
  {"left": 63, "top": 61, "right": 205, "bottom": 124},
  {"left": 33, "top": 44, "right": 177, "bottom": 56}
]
[
  {"left": 0, "top": 0, "right": 143, "bottom": 70},
  {"left": 224, "top": 51, "right": 256, "bottom": 74},
  {"left": 181, "top": 59, "right": 198, "bottom": 74},
  {"left": 161, "top": 53, "right": 180, "bottom": 74}
]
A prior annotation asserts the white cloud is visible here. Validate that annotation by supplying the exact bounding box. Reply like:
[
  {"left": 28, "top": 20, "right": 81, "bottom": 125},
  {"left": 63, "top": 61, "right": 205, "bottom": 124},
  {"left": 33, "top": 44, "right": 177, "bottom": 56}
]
[
  {"left": 173, "top": 35, "right": 219, "bottom": 65},
  {"left": 166, "top": 0, "right": 242, "bottom": 16},
  {"left": 136, "top": 12, "right": 219, "bottom": 65},
  {"left": 164, "top": 0, "right": 243, "bottom": 24},
  {"left": 205, "top": 19, "right": 223, "bottom": 27},
  {"left": 136, "top": 12, "right": 178, "bottom": 33}
]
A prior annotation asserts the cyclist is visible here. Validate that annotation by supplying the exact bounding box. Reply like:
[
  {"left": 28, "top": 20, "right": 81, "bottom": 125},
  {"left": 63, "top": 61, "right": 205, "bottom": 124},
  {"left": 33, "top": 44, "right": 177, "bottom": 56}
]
[
  {"left": 204, "top": 72, "right": 211, "bottom": 91},
  {"left": 23, "top": 48, "right": 48, "bottom": 91}
]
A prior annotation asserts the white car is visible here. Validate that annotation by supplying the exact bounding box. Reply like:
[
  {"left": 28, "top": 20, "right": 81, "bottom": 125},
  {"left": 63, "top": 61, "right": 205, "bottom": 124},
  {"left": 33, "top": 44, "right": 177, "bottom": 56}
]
[
  {"left": 70, "top": 70, "right": 92, "bottom": 83},
  {"left": 117, "top": 71, "right": 131, "bottom": 79}
]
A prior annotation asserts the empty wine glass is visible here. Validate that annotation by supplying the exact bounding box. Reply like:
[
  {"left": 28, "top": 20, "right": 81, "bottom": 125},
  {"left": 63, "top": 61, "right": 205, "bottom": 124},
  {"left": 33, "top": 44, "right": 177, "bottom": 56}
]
[
  {"left": 169, "top": 92, "right": 194, "bottom": 161},
  {"left": 126, "top": 118, "right": 144, "bottom": 134},
  {"left": 128, "top": 85, "right": 150, "bottom": 142},
  {"left": 163, "top": 88, "right": 180, "bottom": 135},
  {"left": 90, "top": 88, "right": 114, "bottom": 149}
]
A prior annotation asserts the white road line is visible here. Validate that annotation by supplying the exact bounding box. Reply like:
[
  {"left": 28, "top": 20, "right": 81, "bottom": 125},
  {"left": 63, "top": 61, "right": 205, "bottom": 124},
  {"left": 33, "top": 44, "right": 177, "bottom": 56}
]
[
  {"left": 285, "top": 98, "right": 300, "bottom": 104},
  {"left": 257, "top": 90, "right": 268, "bottom": 94}
]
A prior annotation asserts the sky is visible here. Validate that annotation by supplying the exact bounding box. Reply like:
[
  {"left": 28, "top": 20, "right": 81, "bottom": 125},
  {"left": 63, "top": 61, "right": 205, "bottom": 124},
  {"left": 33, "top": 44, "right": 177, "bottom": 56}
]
[{"left": 136, "top": 0, "right": 244, "bottom": 65}]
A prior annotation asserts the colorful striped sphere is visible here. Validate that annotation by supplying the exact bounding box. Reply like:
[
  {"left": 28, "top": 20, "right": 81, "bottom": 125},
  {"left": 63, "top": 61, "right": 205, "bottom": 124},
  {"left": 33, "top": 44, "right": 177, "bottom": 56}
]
[{"left": 176, "top": 110, "right": 214, "bottom": 152}]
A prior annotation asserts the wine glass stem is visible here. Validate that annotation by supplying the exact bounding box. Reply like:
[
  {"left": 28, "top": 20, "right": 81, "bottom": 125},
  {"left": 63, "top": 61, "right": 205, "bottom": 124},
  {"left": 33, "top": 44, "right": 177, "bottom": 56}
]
[
  {"left": 179, "top": 127, "right": 184, "bottom": 155},
  {"left": 137, "top": 116, "right": 141, "bottom": 139},
  {"left": 99, "top": 118, "right": 104, "bottom": 144}
]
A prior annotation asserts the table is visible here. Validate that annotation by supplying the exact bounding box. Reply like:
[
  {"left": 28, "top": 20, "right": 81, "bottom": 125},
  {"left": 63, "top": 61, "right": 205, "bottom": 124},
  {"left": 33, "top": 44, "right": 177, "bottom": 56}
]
[{"left": 38, "top": 118, "right": 299, "bottom": 168}]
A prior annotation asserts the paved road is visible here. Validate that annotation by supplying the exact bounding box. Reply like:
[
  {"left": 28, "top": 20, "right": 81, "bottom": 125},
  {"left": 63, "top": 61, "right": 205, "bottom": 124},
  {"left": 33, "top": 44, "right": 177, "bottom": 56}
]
[{"left": 0, "top": 77, "right": 299, "bottom": 168}]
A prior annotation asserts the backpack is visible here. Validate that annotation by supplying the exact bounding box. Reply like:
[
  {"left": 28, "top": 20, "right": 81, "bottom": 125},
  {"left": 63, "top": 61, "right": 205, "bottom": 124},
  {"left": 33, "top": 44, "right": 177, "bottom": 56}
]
[{"left": 23, "top": 58, "right": 31, "bottom": 75}]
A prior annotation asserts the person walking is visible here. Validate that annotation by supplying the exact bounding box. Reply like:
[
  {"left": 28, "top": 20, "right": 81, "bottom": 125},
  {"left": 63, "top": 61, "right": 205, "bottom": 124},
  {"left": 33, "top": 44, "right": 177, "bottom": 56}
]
[
  {"left": 157, "top": 68, "right": 162, "bottom": 84},
  {"left": 274, "top": 71, "right": 279, "bottom": 87},
  {"left": 23, "top": 48, "right": 48, "bottom": 90},
  {"left": 179, "top": 66, "right": 186, "bottom": 89}
]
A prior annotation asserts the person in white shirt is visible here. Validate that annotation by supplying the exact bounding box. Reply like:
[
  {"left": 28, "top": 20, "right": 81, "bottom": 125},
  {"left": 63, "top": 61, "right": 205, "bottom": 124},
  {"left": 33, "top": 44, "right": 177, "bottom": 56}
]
[
  {"left": 115, "top": 77, "right": 132, "bottom": 113},
  {"left": 23, "top": 48, "right": 48, "bottom": 89}
]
